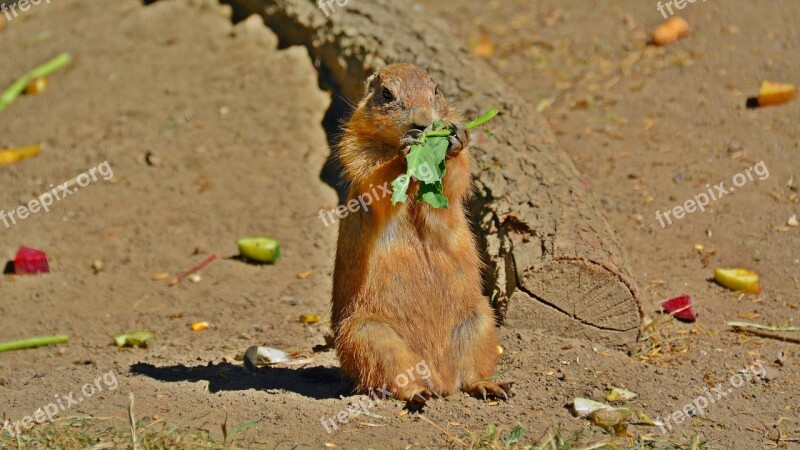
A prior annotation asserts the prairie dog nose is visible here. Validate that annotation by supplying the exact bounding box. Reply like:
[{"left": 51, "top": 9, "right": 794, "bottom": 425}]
[{"left": 410, "top": 108, "right": 433, "bottom": 130}]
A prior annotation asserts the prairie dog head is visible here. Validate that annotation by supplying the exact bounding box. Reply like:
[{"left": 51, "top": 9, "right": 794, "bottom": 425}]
[{"left": 357, "top": 64, "right": 452, "bottom": 143}]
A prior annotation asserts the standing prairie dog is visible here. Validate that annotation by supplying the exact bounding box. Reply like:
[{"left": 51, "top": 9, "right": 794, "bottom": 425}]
[{"left": 331, "top": 63, "right": 511, "bottom": 405}]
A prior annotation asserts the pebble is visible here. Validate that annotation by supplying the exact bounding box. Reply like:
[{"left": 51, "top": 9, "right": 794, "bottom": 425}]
[
  {"left": 145, "top": 151, "right": 160, "bottom": 166},
  {"left": 187, "top": 274, "right": 202, "bottom": 283},
  {"left": 727, "top": 140, "right": 743, "bottom": 153},
  {"left": 600, "top": 196, "right": 617, "bottom": 209},
  {"left": 760, "top": 366, "right": 780, "bottom": 382},
  {"left": 558, "top": 369, "right": 577, "bottom": 381}
]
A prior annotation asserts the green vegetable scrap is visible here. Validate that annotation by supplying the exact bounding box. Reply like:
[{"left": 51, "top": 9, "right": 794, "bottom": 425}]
[
  {"left": 113, "top": 331, "right": 156, "bottom": 348},
  {"left": 0, "top": 335, "right": 69, "bottom": 352},
  {"left": 391, "top": 108, "right": 499, "bottom": 208},
  {"left": 0, "top": 52, "right": 72, "bottom": 111},
  {"left": 237, "top": 237, "right": 280, "bottom": 264}
]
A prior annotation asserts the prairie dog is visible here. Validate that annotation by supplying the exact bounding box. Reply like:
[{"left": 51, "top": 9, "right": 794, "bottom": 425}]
[{"left": 331, "top": 64, "right": 511, "bottom": 405}]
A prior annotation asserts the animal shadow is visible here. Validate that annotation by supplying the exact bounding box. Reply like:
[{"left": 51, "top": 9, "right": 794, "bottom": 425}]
[{"left": 130, "top": 362, "right": 353, "bottom": 400}]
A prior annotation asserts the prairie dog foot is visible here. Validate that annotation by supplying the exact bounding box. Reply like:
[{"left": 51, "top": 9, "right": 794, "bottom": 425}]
[
  {"left": 399, "top": 128, "right": 424, "bottom": 154},
  {"left": 465, "top": 380, "right": 514, "bottom": 401},
  {"left": 446, "top": 122, "right": 469, "bottom": 157},
  {"left": 404, "top": 389, "right": 444, "bottom": 412}
]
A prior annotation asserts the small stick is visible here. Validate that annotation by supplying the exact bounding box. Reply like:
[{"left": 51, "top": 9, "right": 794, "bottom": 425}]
[
  {"left": 0, "top": 335, "right": 69, "bottom": 352},
  {"left": 128, "top": 393, "right": 139, "bottom": 449},
  {"left": 727, "top": 321, "right": 800, "bottom": 332},
  {"left": 416, "top": 414, "right": 467, "bottom": 447},
  {"left": 170, "top": 253, "right": 218, "bottom": 285},
  {"left": 731, "top": 328, "right": 800, "bottom": 344}
]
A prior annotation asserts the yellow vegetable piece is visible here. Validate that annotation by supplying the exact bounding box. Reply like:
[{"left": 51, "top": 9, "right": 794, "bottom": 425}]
[
  {"left": 714, "top": 268, "right": 761, "bottom": 294},
  {"left": 0, "top": 145, "right": 40, "bottom": 165},
  {"left": 24, "top": 77, "right": 48, "bottom": 95},
  {"left": 758, "top": 81, "right": 797, "bottom": 107},
  {"left": 191, "top": 321, "right": 209, "bottom": 331},
  {"left": 296, "top": 271, "right": 314, "bottom": 279},
  {"left": 299, "top": 314, "right": 321, "bottom": 324}
]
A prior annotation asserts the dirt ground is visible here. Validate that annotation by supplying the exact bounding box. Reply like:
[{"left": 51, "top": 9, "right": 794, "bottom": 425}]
[{"left": 0, "top": 0, "right": 798, "bottom": 448}]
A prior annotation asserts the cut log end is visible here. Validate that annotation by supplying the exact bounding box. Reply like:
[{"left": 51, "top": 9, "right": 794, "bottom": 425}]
[{"left": 504, "top": 259, "right": 641, "bottom": 348}]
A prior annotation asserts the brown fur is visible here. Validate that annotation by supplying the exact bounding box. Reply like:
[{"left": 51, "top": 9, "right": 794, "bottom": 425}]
[{"left": 331, "top": 64, "right": 507, "bottom": 402}]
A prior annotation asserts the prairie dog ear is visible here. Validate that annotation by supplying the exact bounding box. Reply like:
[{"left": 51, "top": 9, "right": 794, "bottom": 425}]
[{"left": 364, "top": 73, "right": 379, "bottom": 96}]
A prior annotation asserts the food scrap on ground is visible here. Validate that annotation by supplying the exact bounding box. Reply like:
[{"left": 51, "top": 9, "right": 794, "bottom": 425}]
[
  {"left": 651, "top": 17, "right": 691, "bottom": 46},
  {"left": 714, "top": 268, "right": 761, "bottom": 294},
  {"left": 0, "top": 52, "right": 71, "bottom": 111},
  {"left": 13, "top": 246, "right": 50, "bottom": 274},
  {"left": 191, "top": 321, "right": 209, "bottom": 331},
  {"left": 113, "top": 331, "right": 156, "bottom": 348},
  {"left": 0, "top": 335, "right": 69, "bottom": 353},
  {"left": 237, "top": 237, "right": 280, "bottom": 264},
  {"left": 241, "top": 345, "right": 290, "bottom": 371},
  {"left": 24, "top": 77, "right": 47, "bottom": 95},
  {"left": 0, "top": 144, "right": 40, "bottom": 165},
  {"left": 661, "top": 294, "right": 697, "bottom": 322},
  {"left": 756, "top": 81, "right": 797, "bottom": 107},
  {"left": 299, "top": 314, "right": 321, "bottom": 324},
  {"left": 606, "top": 386, "right": 638, "bottom": 402}
]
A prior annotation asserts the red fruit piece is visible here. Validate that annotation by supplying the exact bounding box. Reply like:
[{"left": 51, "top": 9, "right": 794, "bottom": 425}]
[
  {"left": 661, "top": 294, "right": 696, "bottom": 322},
  {"left": 13, "top": 246, "right": 50, "bottom": 275}
]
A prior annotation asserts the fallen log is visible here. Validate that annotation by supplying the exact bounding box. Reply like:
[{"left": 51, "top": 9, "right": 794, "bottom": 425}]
[{"left": 226, "top": 0, "right": 643, "bottom": 346}]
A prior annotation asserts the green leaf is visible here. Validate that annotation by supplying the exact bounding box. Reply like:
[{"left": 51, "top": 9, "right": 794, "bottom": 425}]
[
  {"left": 407, "top": 137, "right": 448, "bottom": 184},
  {"left": 418, "top": 181, "right": 449, "bottom": 208},
  {"left": 230, "top": 420, "right": 259, "bottom": 437},
  {"left": 479, "top": 424, "right": 497, "bottom": 447},
  {"left": 391, "top": 173, "right": 411, "bottom": 205},
  {"left": 389, "top": 109, "right": 499, "bottom": 209},
  {"left": 500, "top": 424, "right": 525, "bottom": 447}
]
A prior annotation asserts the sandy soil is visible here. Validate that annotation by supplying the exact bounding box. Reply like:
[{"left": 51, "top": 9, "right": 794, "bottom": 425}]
[{"left": 0, "top": 0, "right": 798, "bottom": 448}]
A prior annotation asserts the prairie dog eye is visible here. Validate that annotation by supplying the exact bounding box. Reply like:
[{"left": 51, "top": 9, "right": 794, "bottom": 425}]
[
  {"left": 381, "top": 87, "right": 395, "bottom": 102},
  {"left": 435, "top": 85, "right": 442, "bottom": 96}
]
